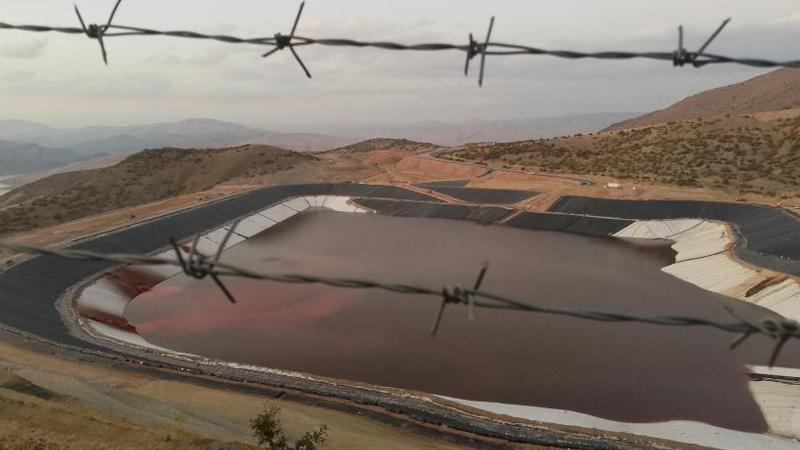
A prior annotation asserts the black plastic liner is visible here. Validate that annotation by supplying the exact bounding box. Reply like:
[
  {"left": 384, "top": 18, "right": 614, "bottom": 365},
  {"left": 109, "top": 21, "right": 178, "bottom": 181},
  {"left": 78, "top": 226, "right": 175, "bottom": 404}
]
[
  {"left": 550, "top": 196, "right": 800, "bottom": 276},
  {"left": 414, "top": 180, "right": 471, "bottom": 188},
  {"left": 417, "top": 186, "right": 539, "bottom": 205},
  {"left": 506, "top": 212, "right": 633, "bottom": 237},
  {"left": 357, "top": 199, "right": 632, "bottom": 237},
  {"left": 355, "top": 198, "right": 512, "bottom": 223}
]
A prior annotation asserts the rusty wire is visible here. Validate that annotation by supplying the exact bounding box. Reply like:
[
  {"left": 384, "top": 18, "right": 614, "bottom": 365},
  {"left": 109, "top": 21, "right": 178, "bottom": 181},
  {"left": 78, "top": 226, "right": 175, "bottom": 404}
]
[
  {"left": 0, "top": 233, "right": 798, "bottom": 367},
  {"left": 1, "top": 1, "right": 800, "bottom": 85}
]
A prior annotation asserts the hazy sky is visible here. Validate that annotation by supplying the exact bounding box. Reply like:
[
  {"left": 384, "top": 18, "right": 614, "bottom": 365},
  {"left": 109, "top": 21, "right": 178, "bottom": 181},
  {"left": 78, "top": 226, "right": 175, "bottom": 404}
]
[{"left": 1, "top": 0, "right": 799, "bottom": 130}]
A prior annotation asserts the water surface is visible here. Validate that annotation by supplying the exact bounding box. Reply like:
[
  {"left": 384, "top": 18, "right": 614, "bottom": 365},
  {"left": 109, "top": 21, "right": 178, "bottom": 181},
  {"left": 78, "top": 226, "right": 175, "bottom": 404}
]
[{"left": 126, "top": 211, "right": 798, "bottom": 431}]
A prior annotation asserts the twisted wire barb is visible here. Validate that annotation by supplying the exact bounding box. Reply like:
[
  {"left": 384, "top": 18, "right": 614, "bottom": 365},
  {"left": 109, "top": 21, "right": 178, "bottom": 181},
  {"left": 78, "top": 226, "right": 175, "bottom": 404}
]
[
  {"left": 1, "top": 1, "right": 799, "bottom": 86},
  {"left": 1, "top": 236, "right": 798, "bottom": 366}
]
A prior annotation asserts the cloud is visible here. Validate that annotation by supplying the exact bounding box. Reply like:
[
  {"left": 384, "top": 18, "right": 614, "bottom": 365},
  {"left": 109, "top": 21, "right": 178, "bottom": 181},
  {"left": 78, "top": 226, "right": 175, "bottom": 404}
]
[
  {"left": 0, "top": 73, "right": 173, "bottom": 99},
  {"left": 777, "top": 12, "right": 800, "bottom": 23},
  {"left": 0, "top": 37, "right": 47, "bottom": 59},
  {"left": 157, "top": 49, "right": 232, "bottom": 67},
  {"left": 73, "top": 74, "right": 174, "bottom": 98},
  {"left": 0, "top": 70, "right": 35, "bottom": 83}
]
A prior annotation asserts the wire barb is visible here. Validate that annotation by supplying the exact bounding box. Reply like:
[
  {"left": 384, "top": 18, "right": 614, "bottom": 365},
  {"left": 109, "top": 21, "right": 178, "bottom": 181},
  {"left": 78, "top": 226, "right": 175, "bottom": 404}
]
[
  {"left": 467, "top": 263, "right": 489, "bottom": 322},
  {"left": 262, "top": 2, "right": 311, "bottom": 78},
  {"left": 674, "top": 18, "right": 731, "bottom": 67},
  {"left": 169, "top": 235, "right": 237, "bottom": 304},
  {"left": 73, "top": 0, "right": 123, "bottom": 65},
  {"left": 432, "top": 264, "right": 491, "bottom": 335},
  {"left": 431, "top": 286, "right": 466, "bottom": 337},
  {"left": 464, "top": 33, "right": 478, "bottom": 76},
  {"left": 478, "top": 17, "right": 495, "bottom": 87},
  {"left": 762, "top": 318, "right": 799, "bottom": 367}
]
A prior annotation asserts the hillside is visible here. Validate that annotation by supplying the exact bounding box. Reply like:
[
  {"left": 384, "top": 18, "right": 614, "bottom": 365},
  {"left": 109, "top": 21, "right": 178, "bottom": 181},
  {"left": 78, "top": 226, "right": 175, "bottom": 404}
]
[
  {"left": 6, "top": 153, "right": 130, "bottom": 187},
  {"left": 606, "top": 68, "right": 800, "bottom": 131},
  {"left": 0, "top": 145, "right": 321, "bottom": 234},
  {"left": 326, "top": 138, "right": 442, "bottom": 154},
  {"left": 444, "top": 113, "right": 800, "bottom": 199},
  {"left": 0, "top": 139, "right": 87, "bottom": 176}
]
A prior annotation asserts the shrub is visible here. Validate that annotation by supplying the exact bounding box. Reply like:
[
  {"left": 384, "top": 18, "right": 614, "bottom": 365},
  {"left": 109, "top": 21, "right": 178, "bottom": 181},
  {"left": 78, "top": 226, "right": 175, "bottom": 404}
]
[{"left": 251, "top": 405, "right": 328, "bottom": 450}]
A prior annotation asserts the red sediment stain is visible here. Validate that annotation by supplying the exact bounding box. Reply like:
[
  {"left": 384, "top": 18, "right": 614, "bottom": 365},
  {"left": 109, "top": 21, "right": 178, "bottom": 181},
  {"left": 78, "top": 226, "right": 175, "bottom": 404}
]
[
  {"left": 108, "top": 267, "right": 171, "bottom": 297},
  {"left": 80, "top": 309, "right": 139, "bottom": 333},
  {"left": 78, "top": 266, "right": 172, "bottom": 335},
  {"left": 134, "top": 282, "right": 357, "bottom": 337}
]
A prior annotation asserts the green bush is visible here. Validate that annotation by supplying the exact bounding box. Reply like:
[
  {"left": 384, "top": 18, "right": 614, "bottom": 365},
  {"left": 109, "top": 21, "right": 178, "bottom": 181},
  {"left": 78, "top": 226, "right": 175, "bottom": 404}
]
[{"left": 251, "top": 405, "right": 328, "bottom": 450}]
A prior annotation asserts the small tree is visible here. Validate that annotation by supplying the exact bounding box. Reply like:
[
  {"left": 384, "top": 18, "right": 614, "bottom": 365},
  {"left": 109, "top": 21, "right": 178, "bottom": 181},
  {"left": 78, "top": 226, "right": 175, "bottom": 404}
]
[{"left": 251, "top": 405, "right": 328, "bottom": 450}]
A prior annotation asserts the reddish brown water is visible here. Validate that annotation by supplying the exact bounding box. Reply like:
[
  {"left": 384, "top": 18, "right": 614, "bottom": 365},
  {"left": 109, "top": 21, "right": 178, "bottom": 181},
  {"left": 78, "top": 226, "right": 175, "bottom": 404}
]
[{"left": 125, "top": 211, "right": 799, "bottom": 431}]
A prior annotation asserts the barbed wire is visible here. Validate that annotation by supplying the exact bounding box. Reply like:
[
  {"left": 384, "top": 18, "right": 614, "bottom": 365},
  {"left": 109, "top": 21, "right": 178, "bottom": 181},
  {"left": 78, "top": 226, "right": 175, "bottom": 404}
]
[
  {"left": 1, "top": 1, "right": 799, "bottom": 87},
  {"left": 1, "top": 222, "right": 798, "bottom": 367}
]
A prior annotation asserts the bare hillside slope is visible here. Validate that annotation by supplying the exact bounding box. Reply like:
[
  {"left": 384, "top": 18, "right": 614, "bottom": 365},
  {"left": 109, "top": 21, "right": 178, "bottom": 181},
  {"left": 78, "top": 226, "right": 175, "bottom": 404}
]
[
  {"left": 0, "top": 145, "right": 320, "bottom": 234},
  {"left": 606, "top": 68, "right": 800, "bottom": 131}
]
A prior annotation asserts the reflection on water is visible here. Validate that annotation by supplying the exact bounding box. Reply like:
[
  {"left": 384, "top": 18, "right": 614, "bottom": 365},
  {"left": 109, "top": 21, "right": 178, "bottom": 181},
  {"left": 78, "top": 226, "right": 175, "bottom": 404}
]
[{"left": 126, "top": 211, "right": 798, "bottom": 431}]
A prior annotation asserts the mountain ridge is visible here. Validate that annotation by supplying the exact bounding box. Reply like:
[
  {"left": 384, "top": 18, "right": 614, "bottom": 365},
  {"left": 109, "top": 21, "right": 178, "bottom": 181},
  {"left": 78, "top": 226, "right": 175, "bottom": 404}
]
[
  {"left": 326, "top": 113, "right": 637, "bottom": 146},
  {"left": 0, "top": 139, "right": 82, "bottom": 176},
  {"left": 605, "top": 68, "right": 800, "bottom": 131},
  {"left": 0, "top": 118, "right": 357, "bottom": 155},
  {"left": 0, "top": 144, "right": 326, "bottom": 234}
]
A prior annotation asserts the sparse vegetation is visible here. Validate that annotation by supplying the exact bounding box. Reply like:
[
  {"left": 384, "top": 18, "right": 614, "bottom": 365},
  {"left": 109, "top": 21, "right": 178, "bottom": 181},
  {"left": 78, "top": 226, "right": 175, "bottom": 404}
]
[
  {"left": 445, "top": 114, "right": 800, "bottom": 198},
  {"left": 0, "top": 145, "right": 322, "bottom": 235},
  {"left": 325, "top": 138, "right": 440, "bottom": 154},
  {"left": 251, "top": 405, "right": 328, "bottom": 450}
]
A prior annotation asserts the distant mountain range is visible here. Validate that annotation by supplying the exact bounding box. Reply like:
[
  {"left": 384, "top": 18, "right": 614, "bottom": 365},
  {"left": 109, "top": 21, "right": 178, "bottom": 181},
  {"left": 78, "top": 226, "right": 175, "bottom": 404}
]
[
  {"left": 0, "top": 118, "right": 355, "bottom": 156},
  {"left": 0, "top": 139, "right": 90, "bottom": 176},
  {"left": 0, "top": 118, "right": 358, "bottom": 177},
  {"left": 0, "top": 114, "right": 638, "bottom": 178},
  {"left": 325, "top": 113, "right": 638, "bottom": 146}
]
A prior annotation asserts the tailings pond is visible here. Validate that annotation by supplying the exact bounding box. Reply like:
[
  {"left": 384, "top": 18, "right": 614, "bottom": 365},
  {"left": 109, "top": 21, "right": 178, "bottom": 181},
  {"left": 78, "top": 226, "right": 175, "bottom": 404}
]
[{"left": 125, "top": 210, "right": 800, "bottom": 431}]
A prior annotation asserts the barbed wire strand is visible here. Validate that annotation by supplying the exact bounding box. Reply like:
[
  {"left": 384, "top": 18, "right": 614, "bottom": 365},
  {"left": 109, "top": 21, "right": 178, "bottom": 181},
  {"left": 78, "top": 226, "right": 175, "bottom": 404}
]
[
  {"left": 1, "top": 232, "right": 798, "bottom": 367},
  {"left": 2, "top": 1, "right": 800, "bottom": 86}
]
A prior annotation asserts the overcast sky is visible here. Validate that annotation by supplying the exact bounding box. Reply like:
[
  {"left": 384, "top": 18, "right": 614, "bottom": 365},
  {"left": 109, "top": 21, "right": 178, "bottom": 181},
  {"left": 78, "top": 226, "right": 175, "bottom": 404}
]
[{"left": 1, "top": 0, "right": 799, "bottom": 130}]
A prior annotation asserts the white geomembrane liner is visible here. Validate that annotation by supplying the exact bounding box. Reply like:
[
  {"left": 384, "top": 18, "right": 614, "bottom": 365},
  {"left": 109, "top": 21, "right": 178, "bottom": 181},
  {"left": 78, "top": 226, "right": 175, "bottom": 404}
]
[
  {"left": 663, "top": 253, "right": 763, "bottom": 294},
  {"left": 324, "top": 196, "right": 363, "bottom": 213},
  {"left": 147, "top": 250, "right": 184, "bottom": 278},
  {"left": 259, "top": 203, "right": 298, "bottom": 222},
  {"left": 79, "top": 278, "right": 130, "bottom": 317},
  {"left": 229, "top": 216, "right": 272, "bottom": 239},
  {"left": 671, "top": 221, "right": 730, "bottom": 262},
  {"left": 86, "top": 319, "right": 196, "bottom": 356},
  {"left": 305, "top": 195, "right": 327, "bottom": 207},
  {"left": 440, "top": 396, "right": 800, "bottom": 450},
  {"left": 205, "top": 228, "right": 240, "bottom": 245},
  {"left": 194, "top": 235, "right": 222, "bottom": 257},
  {"left": 614, "top": 219, "right": 702, "bottom": 239},
  {"left": 282, "top": 197, "right": 311, "bottom": 212},
  {"left": 748, "top": 279, "right": 800, "bottom": 319},
  {"left": 614, "top": 218, "right": 800, "bottom": 380},
  {"left": 236, "top": 212, "right": 277, "bottom": 233}
]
